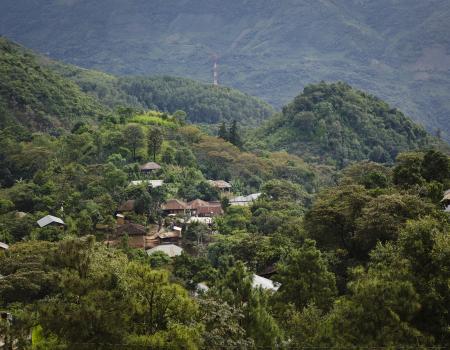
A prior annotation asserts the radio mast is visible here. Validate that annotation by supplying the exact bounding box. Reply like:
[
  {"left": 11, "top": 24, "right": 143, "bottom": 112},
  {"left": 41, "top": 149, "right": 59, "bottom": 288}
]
[{"left": 212, "top": 53, "right": 219, "bottom": 86}]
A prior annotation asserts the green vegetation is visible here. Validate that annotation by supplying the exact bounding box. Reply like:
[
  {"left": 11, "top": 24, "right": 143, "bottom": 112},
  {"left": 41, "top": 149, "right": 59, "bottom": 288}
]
[
  {"left": 1, "top": 1, "right": 450, "bottom": 140},
  {"left": 251, "top": 82, "right": 443, "bottom": 167},
  {"left": 1, "top": 32, "right": 450, "bottom": 350},
  {"left": 51, "top": 62, "right": 274, "bottom": 126},
  {"left": 0, "top": 37, "right": 108, "bottom": 132}
]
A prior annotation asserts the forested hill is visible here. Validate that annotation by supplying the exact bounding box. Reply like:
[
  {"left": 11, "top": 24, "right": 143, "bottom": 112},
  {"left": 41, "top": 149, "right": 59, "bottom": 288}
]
[
  {"left": 51, "top": 63, "right": 274, "bottom": 125},
  {"left": 0, "top": 36, "right": 273, "bottom": 130},
  {"left": 250, "top": 82, "right": 441, "bottom": 167},
  {"left": 0, "top": 37, "right": 107, "bottom": 132},
  {"left": 1, "top": 0, "right": 449, "bottom": 140}
]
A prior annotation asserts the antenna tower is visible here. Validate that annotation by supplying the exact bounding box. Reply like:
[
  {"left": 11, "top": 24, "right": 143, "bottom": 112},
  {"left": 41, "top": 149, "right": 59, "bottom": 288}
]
[{"left": 212, "top": 53, "right": 219, "bottom": 86}]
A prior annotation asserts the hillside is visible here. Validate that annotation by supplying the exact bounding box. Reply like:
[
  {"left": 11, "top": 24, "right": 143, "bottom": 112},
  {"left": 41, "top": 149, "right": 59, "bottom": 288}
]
[
  {"left": 0, "top": 37, "right": 274, "bottom": 131},
  {"left": 0, "top": 37, "right": 108, "bottom": 132},
  {"left": 52, "top": 63, "right": 274, "bottom": 125},
  {"left": 250, "top": 82, "right": 436, "bottom": 167},
  {"left": 1, "top": 0, "right": 449, "bottom": 140}
]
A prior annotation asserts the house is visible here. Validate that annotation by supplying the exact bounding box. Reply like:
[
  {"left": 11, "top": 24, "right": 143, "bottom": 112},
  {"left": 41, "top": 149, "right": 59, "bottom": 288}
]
[
  {"left": 146, "top": 244, "right": 184, "bottom": 258},
  {"left": 162, "top": 199, "right": 189, "bottom": 215},
  {"left": 139, "top": 162, "right": 162, "bottom": 173},
  {"left": 117, "top": 200, "right": 136, "bottom": 213},
  {"left": 188, "top": 199, "right": 210, "bottom": 211},
  {"left": 116, "top": 222, "right": 148, "bottom": 248},
  {"left": 230, "top": 193, "right": 262, "bottom": 206},
  {"left": 188, "top": 199, "right": 223, "bottom": 217},
  {"left": 196, "top": 204, "right": 223, "bottom": 217},
  {"left": 188, "top": 199, "right": 222, "bottom": 216},
  {"left": 252, "top": 274, "right": 281, "bottom": 292},
  {"left": 129, "top": 180, "right": 164, "bottom": 188},
  {"left": 0, "top": 242, "right": 9, "bottom": 251},
  {"left": 37, "top": 215, "right": 65, "bottom": 228},
  {"left": 208, "top": 180, "right": 232, "bottom": 192}
]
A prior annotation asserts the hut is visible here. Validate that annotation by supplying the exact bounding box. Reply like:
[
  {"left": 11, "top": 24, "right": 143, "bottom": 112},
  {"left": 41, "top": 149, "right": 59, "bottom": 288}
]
[
  {"left": 116, "top": 222, "right": 148, "bottom": 248},
  {"left": 139, "top": 162, "right": 162, "bottom": 173},
  {"left": 208, "top": 180, "right": 232, "bottom": 192}
]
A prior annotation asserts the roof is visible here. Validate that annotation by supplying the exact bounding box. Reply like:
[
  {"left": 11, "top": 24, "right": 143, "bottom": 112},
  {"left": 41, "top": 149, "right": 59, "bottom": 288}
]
[
  {"left": 230, "top": 193, "right": 262, "bottom": 204},
  {"left": 442, "top": 190, "right": 450, "bottom": 202},
  {"left": 146, "top": 244, "right": 183, "bottom": 257},
  {"left": 162, "top": 199, "right": 188, "bottom": 211},
  {"left": 0, "top": 242, "right": 9, "bottom": 250},
  {"left": 197, "top": 205, "right": 223, "bottom": 216},
  {"left": 252, "top": 274, "right": 281, "bottom": 292},
  {"left": 129, "top": 180, "right": 164, "bottom": 188},
  {"left": 37, "top": 215, "right": 65, "bottom": 228},
  {"left": 188, "top": 199, "right": 210, "bottom": 210},
  {"left": 116, "top": 222, "right": 147, "bottom": 236},
  {"left": 117, "top": 200, "right": 136, "bottom": 212},
  {"left": 208, "top": 180, "right": 232, "bottom": 189},
  {"left": 139, "top": 162, "right": 162, "bottom": 171}
]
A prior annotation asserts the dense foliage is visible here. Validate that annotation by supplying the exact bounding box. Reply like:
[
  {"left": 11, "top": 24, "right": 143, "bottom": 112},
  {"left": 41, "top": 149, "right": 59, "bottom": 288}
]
[
  {"left": 251, "top": 82, "right": 440, "bottom": 167},
  {"left": 52, "top": 62, "right": 274, "bottom": 125},
  {"left": 0, "top": 37, "right": 107, "bottom": 132}
]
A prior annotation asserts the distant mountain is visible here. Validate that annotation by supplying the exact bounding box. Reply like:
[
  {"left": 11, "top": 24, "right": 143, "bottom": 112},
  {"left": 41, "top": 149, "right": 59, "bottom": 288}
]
[
  {"left": 250, "top": 82, "right": 441, "bottom": 167},
  {"left": 0, "top": 0, "right": 449, "bottom": 140}
]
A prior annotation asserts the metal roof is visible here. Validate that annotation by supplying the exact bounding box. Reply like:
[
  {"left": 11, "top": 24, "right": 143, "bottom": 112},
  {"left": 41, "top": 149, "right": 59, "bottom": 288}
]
[
  {"left": 230, "top": 193, "right": 262, "bottom": 203},
  {"left": 252, "top": 274, "right": 281, "bottom": 292},
  {"left": 0, "top": 242, "right": 9, "bottom": 250},
  {"left": 146, "top": 244, "right": 183, "bottom": 257},
  {"left": 37, "top": 215, "right": 65, "bottom": 228}
]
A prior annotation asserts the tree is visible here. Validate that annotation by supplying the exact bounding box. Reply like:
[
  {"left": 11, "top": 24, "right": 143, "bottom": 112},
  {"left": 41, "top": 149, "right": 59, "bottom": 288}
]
[
  {"left": 123, "top": 123, "right": 145, "bottom": 160},
  {"left": 218, "top": 121, "right": 228, "bottom": 140},
  {"left": 228, "top": 120, "right": 242, "bottom": 147},
  {"left": 198, "top": 298, "right": 254, "bottom": 349},
  {"left": 275, "top": 239, "right": 337, "bottom": 310},
  {"left": 421, "top": 149, "right": 449, "bottom": 183},
  {"left": 147, "top": 126, "right": 164, "bottom": 161},
  {"left": 125, "top": 262, "right": 201, "bottom": 348}
]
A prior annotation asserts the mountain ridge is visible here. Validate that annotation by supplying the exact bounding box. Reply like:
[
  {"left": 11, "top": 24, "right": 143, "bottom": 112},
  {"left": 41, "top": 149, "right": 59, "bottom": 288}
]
[{"left": 1, "top": 0, "right": 449, "bottom": 140}]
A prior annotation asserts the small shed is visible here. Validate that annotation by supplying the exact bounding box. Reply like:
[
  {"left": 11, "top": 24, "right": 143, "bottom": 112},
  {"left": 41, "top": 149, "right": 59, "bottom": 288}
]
[
  {"left": 252, "top": 274, "right": 281, "bottom": 292},
  {"left": 139, "top": 162, "right": 162, "bottom": 173},
  {"left": 0, "top": 242, "right": 9, "bottom": 251},
  {"left": 37, "top": 215, "right": 65, "bottom": 228},
  {"left": 146, "top": 244, "right": 183, "bottom": 258}
]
